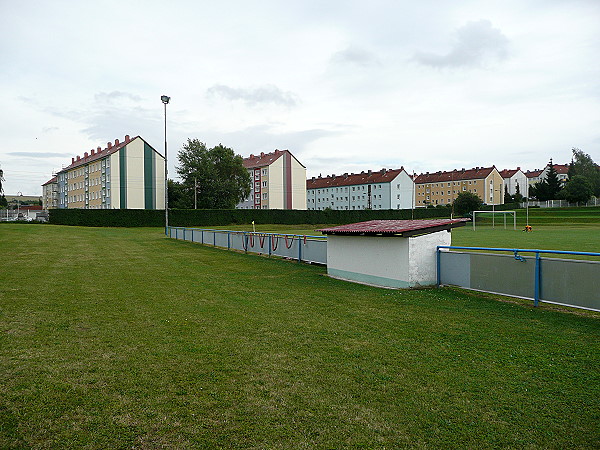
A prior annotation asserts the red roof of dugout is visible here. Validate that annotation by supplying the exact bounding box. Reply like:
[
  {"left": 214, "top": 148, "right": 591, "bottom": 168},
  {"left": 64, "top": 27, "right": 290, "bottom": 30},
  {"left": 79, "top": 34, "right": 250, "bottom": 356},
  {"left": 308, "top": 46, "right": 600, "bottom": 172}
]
[{"left": 318, "top": 218, "right": 470, "bottom": 237}]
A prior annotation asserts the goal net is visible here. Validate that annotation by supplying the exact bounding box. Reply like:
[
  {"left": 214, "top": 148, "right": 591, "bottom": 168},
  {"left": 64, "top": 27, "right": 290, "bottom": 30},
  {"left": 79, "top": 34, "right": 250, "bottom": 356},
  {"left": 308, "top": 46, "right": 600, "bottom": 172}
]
[{"left": 472, "top": 210, "right": 517, "bottom": 230}]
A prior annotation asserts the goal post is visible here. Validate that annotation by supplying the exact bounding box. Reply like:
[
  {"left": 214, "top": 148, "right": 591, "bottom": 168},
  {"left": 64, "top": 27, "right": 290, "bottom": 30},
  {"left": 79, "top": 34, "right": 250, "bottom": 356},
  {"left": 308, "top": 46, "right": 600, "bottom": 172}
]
[{"left": 472, "top": 210, "right": 517, "bottom": 230}]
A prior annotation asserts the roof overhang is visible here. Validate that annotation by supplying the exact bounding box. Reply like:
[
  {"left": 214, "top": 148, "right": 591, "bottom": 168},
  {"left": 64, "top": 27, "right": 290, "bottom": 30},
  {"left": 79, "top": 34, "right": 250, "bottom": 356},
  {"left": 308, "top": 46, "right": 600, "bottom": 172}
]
[{"left": 318, "top": 218, "right": 470, "bottom": 237}]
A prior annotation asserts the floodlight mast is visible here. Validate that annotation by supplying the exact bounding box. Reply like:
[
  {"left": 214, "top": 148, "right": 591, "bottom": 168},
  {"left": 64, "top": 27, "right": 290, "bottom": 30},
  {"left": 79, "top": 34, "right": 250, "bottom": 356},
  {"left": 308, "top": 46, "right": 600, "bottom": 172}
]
[{"left": 161, "top": 95, "right": 170, "bottom": 236}]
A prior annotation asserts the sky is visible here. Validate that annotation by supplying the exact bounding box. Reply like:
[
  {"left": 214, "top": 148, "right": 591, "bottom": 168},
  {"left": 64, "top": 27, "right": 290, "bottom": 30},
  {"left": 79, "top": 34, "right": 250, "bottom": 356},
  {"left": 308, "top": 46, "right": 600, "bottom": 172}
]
[{"left": 1, "top": 0, "right": 599, "bottom": 196}]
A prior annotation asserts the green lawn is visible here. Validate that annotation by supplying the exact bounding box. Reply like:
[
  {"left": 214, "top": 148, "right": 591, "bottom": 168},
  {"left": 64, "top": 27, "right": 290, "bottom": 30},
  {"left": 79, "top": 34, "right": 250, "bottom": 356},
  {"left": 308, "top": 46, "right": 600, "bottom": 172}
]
[
  {"left": 1, "top": 224, "right": 599, "bottom": 448},
  {"left": 209, "top": 207, "right": 600, "bottom": 254}
]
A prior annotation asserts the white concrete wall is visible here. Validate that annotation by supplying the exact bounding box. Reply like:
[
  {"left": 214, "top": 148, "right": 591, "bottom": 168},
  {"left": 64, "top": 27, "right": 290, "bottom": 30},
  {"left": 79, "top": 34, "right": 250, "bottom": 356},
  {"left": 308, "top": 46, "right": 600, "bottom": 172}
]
[
  {"left": 327, "top": 235, "right": 410, "bottom": 285},
  {"left": 126, "top": 138, "right": 145, "bottom": 208},
  {"left": 408, "top": 230, "right": 451, "bottom": 285},
  {"left": 268, "top": 157, "right": 284, "bottom": 209},
  {"left": 155, "top": 154, "right": 166, "bottom": 209},
  {"left": 291, "top": 158, "right": 307, "bottom": 210},
  {"left": 110, "top": 152, "right": 120, "bottom": 209},
  {"left": 390, "top": 171, "right": 415, "bottom": 210},
  {"left": 327, "top": 229, "right": 452, "bottom": 288}
]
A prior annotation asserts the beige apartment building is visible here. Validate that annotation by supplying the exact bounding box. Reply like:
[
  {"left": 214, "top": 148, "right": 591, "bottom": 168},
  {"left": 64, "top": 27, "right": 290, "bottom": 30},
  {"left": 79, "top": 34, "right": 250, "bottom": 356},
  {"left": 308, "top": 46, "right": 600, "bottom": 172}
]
[
  {"left": 55, "top": 135, "right": 165, "bottom": 209},
  {"left": 414, "top": 166, "right": 504, "bottom": 206},
  {"left": 237, "top": 149, "right": 306, "bottom": 209}
]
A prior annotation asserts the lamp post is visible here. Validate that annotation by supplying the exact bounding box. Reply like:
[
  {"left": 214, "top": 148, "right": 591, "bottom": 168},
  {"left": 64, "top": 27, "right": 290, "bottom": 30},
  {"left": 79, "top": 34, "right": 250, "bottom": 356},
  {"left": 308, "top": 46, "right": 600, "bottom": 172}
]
[
  {"left": 491, "top": 185, "right": 502, "bottom": 228},
  {"left": 161, "top": 95, "right": 170, "bottom": 236},
  {"left": 17, "top": 191, "right": 22, "bottom": 220}
]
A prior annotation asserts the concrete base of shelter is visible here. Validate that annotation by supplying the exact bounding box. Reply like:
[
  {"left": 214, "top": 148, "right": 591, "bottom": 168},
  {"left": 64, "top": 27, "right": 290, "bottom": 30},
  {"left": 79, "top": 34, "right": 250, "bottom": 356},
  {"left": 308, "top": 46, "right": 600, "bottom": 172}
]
[{"left": 327, "top": 268, "right": 435, "bottom": 289}]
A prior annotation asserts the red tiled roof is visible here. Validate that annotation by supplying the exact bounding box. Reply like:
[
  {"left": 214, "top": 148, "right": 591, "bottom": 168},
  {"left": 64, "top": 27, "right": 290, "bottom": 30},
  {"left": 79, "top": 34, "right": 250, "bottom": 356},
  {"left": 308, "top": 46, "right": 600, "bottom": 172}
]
[
  {"left": 42, "top": 176, "right": 57, "bottom": 186},
  {"left": 414, "top": 167, "right": 496, "bottom": 184},
  {"left": 318, "top": 218, "right": 470, "bottom": 236},
  {"left": 307, "top": 168, "right": 406, "bottom": 189},
  {"left": 57, "top": 135, "right": 145, "bottom": 173},
  {"left": 552, "top": 164, "right": 569, "bottom": 174},
  {"left": 20, "top": 205, "right": 43, "bottom": 211},
  {"left": 243, "top": 149, "right": 305, "bottom": 169},
  {"left": 243, "top": 150, "right": 284, "bottom": 169},
  {"left": 499, "top": 168, "right": 522, "bottom": 179},
  {"left": 525, "top": 169, "right": 543, "bottom": 178}
]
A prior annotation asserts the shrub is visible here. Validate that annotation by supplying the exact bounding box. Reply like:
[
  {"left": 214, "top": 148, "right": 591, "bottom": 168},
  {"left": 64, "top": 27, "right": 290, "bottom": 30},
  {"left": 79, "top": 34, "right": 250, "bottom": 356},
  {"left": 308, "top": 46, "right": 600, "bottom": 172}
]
[{"left": 49, "top": 207, "right": 452, "bottom": 227}]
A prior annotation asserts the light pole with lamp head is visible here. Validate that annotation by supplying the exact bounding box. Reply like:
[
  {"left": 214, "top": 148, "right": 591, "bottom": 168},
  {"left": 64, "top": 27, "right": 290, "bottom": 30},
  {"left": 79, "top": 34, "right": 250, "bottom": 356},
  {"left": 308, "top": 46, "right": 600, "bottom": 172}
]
[
  {"left": 161, "top": 95, "right": 170, "bottom": 236},
  {"left": 17, "top": 191, "right": 23, "bottom": 220},
  {"left": 491, "top": 184, "right": 503, "bottom": 228}
]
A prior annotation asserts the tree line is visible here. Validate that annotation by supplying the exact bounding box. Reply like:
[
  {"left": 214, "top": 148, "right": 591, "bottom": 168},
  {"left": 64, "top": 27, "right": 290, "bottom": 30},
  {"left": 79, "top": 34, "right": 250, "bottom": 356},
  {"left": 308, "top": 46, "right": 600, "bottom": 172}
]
[{"left": 529, "top": 148, "right": 599, "bottom": 204}]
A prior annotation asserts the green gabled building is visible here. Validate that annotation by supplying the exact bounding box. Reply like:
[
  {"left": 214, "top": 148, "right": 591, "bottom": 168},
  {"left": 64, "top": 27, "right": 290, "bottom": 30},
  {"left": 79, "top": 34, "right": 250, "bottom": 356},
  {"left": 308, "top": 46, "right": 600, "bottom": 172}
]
[{"left": 55, "top": 135, "right": 165, "bottom": 210}]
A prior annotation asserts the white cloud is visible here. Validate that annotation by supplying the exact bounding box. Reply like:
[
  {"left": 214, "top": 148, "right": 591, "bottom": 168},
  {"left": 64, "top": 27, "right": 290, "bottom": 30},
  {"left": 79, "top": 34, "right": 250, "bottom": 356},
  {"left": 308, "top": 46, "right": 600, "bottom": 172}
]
[
  {"left": 94, "top": 91, "right": 142, "bottom": 104},
  {"left": 414, "top": 20, "right": 510, "bottom": 68},
  {"left": 206, "top": 84, "right": 299, "bottom": 107},
  {"left": 330, "top": 46, "right": 381, "bottom": 67},
  {"left": 7, "top": 152, "right": 72, "bottom": 158}
]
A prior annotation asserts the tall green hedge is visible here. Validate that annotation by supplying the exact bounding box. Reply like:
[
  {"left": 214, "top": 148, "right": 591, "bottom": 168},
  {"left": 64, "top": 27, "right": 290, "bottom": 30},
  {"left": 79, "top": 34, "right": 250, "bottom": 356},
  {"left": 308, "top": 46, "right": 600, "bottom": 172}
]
[
  {"left": 49, "top": 207, "right": 453, "bottom": 227},
  {"left": 49, "top": 209, "right": 165, "bottom": 227}
]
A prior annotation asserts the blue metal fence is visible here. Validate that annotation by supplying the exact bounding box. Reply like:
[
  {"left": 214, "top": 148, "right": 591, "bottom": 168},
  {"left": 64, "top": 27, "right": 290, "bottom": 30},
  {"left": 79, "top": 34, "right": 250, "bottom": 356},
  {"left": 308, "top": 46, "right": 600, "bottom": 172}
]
[
  {"left": 167, "top": 227, "right": 327, "bottom": 265},
  {"left": 437, "top": 246, "right": 600, "bottom": 312}
]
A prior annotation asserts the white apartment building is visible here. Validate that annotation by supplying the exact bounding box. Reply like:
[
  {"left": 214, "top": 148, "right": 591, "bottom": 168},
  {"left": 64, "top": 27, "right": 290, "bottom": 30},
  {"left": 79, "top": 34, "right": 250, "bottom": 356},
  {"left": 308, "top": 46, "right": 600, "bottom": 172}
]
[
  {"left": 499, "top": 167, "right": 528, "bottom": 198},
  {"left": 306, "top": 168, "right": 414, "bottom": 210}
]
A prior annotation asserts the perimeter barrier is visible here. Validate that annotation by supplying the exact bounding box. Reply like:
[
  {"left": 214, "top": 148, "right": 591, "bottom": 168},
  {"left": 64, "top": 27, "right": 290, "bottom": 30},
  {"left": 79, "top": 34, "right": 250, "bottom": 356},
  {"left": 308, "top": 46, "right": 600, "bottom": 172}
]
[
  {"left": 437, "top": 246, "right": 600, "bottom": 312},
  {"left": 167, "top": 227, "right": 327, "bottom": 265}
]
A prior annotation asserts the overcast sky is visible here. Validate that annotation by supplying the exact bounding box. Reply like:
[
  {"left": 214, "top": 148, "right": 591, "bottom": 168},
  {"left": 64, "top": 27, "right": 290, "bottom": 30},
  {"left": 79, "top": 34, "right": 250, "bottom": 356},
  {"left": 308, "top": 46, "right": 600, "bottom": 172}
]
[{"left": 1, "top": 0, "right": 599, "bottom": 195}]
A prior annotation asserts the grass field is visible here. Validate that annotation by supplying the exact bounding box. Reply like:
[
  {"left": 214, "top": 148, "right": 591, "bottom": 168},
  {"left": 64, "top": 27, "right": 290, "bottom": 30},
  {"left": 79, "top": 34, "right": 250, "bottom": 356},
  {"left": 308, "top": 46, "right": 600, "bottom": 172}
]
[
  {"left": 1, "top": 223, "right": 599, "bottom": 448},
  {"left": 209, "top": 207, "right": 600, "bottom": 255}
]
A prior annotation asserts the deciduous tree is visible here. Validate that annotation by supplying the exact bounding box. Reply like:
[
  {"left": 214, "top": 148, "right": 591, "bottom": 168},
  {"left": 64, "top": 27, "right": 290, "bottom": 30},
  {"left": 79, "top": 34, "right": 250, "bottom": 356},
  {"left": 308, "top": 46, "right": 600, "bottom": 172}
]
[
  {"left": 453, "top": 191, "right": 483, "bottom": 215},
  {"left": 569, "top": 148, "right": 600, "bottom": 196},
  {"left": 167, "top": 179, "right": 193, "bottom": 209},
  {"left": 176, "top": 139, "right": 251, "bottom": 209},
  {"left": 559, "top": 175, "right": 593, "bottom": 204}
]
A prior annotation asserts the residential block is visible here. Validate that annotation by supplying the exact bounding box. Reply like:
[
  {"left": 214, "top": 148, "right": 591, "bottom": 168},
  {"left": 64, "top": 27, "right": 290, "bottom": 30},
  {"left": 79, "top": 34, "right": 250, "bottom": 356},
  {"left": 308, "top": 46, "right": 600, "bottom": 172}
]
[
  {"left": 306, "top": 168, "right": 414, "bottom": 210},
  {"left": 237, "top": 149, "right": 307, "bottom": 209},
  {"left": 55, "top": 135, "right": 165, "bottom": 209},
  {"left": 414, "top": 167, "right": 504, "bottom": 206}
]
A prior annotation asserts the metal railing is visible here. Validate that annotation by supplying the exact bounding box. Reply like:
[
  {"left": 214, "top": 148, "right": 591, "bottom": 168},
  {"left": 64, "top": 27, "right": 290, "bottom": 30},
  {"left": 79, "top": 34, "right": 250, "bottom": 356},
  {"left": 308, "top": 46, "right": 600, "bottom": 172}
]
[
  {"left": 521, "top": 198, "right": 598, "bottom": 208},
  {"left": 167, "top": 227, "right": 327, "bottom": 265},
  {"left": 437, "top": 246, "right": 600, "bottom": 312}
]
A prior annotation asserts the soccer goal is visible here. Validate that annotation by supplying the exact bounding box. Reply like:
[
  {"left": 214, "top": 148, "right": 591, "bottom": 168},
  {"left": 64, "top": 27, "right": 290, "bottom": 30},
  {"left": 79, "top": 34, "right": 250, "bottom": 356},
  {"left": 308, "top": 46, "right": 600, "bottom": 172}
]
[{"left": 472, "top": 210, "right": 517, "bottom": 230}]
